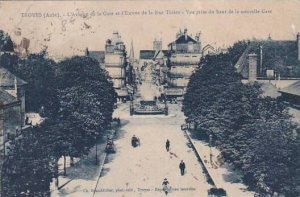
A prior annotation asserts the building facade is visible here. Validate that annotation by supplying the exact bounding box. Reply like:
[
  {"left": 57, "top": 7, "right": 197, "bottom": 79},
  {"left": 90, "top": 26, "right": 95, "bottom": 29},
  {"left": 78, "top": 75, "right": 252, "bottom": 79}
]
[
  {"left": 105, "top": 31, "right": 127, "bottom": 89},
  {"left": 0, "top": 88, "right": 22, "bottom": 158},
  {"left": 167, "top": 28, "right": 202, "bottom": 92},
  {"left": 0, "top": 67, "right": 26, "bottom": 126}
]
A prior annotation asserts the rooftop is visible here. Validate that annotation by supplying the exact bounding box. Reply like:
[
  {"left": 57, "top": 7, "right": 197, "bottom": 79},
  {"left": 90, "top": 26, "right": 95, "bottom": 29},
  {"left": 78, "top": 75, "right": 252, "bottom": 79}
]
[
  {"left": 168, "top": 34, "right": 198, "bottom": 46},
  {"left": 278, "top": 80, "right": 300, "bottom": 96},
  {"left": 0, "top": 67, "right": 27, "bottom": 87},
  {"left": 88, "top": 51, "right": 105, "bottom": 64},
  {"left": 140, "top": 50, "right": 156, "bottom": 60},
  {"left": 235, "top": 39, "right": 300, "bottom": 78},
  {"left": 0, "top": 88, "right": 18, "bottom": 105}
]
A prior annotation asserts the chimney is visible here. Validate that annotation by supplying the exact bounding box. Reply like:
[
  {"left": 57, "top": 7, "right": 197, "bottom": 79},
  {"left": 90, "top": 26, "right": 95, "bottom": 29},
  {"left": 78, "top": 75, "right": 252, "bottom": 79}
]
[
  {"left": 184, "top": 28, "right": 188, "bottom": 40},
  {"left": 248, "top": 53, "right": 258, "bottom": 82},
  {"left": 14, "top": 77, "right": 18, "bottom": 98},
  {"left": 297, "top": 32, "right": 300, "bottom": 61},
  {"left": 195, "top": 32, "right": 201, "bottom": 42},
  {"left": 195, "top": 35, "right": 198, "bottom": 42},
  {"left": 85, "top": 47, "right": 89, "bottom": 56}
]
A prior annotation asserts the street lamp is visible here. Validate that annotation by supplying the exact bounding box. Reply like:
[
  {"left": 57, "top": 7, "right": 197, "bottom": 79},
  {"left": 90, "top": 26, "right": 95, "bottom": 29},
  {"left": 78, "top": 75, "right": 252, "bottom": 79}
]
[
  {"left": 95, "top": 143, "right": 98, "bottom": 165},
  {"left": 260, "top": 45, "right": 263, "bottom": 75},
  {"left": 209, "top": 134, "right": 213, "bottom": 166},
  {"left": 95, "top": 136, "right": 98, "bottom": 165},
  {"left": 0, "top": 103, "right": 5, "bottom": 160}
]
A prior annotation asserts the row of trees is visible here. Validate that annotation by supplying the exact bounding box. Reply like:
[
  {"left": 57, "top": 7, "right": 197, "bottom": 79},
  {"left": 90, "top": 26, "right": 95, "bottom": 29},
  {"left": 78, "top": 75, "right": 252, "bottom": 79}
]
[
  {"left": 1, "top": 31, "right": 116, "bottom": 196},
  {"left": 183, "top": 43, "right": 300, "bottom": 196}
]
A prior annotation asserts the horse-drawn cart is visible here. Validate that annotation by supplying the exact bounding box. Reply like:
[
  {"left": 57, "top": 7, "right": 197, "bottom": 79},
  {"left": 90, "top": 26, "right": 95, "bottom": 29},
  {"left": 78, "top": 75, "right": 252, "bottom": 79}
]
[{"left": 105, "top": 136, "right": 116, "bottom": 153}]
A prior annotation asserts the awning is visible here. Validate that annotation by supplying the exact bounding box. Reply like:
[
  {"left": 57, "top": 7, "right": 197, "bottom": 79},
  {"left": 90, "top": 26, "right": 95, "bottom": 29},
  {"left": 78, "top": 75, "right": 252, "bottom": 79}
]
[
  {"left": 165, "top": 88, "right": 183, "bottom": 96},
  {"left": 115, "top": 89, "right": 129, "bottom": 97}
]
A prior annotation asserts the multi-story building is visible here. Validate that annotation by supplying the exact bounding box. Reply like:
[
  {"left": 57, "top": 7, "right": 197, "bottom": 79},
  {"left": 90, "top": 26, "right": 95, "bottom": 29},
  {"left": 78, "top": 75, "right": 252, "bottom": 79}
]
[
  {"left": 105, "top": 31, "right": 127, "bottom": 88},
  {"left": 0, "top": 67, "right": 26, "bottom": 126},
  {"left": 0, "top": 66, "right": 27, "bottom": 194},
  {"left": 0, "top": 88, "right": 22, "bottom": 157},
  {"left": 104, "top": 32, "right": 129, "bottom": 99},
  {"left": 166, "top": 28, "right": 202, "bottom": 97}
]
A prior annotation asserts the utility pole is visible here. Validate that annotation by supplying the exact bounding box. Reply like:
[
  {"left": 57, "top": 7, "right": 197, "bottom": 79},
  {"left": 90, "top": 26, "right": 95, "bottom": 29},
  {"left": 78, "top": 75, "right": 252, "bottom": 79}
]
[
  {"left": 95, "top": 136, "right": 98, "bottom": 165},
  {"left": 209, "top": 134, "right": 213, "bottom": 166},
  {"left": 260, "top": 45, "right": 263, "bottom": 75},
  {"left": 0, "top": 103, "right": 4, "bottom": 196},
  {"left": 0, "top": 103, "right": 5, "bottom": 160}
]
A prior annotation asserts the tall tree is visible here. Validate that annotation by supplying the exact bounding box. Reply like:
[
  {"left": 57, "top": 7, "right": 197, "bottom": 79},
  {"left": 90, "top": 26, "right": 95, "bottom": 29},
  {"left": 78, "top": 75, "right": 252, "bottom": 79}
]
[
  {"left": 183, "top": 44, "right": 300, "bottom": 196},
  {"left": 0, "top": 30, "right": 14, "bottom": 52},
  {"left": 16, "top": 51, "right": 58, "bottom": 116},
  {"left": 1, "top": 127, "right": 56, "bottom": 197},
  {"left": 0, "top": 50, "right": 58, "bottom": 116},
  {"left": 55, "top": 56, "right": 115, "bottom": 164}
]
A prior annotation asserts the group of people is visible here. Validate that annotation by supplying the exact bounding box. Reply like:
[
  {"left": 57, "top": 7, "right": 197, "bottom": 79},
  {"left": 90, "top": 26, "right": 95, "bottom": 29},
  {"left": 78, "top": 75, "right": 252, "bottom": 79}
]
[
  {"left": 130, "top": 136, "right": 186, "bottom": 195},
  {"left": 162, "top": 139, "right": 186, "bottom": 195},
  {"left": 165, "top": 139, "right": 186, "bottom": 175}
]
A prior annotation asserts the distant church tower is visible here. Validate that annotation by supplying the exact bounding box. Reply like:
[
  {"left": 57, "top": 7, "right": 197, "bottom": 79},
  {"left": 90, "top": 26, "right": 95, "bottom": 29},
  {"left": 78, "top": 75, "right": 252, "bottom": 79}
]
[
  {"left": 129, "top": 40, "right": 135, "bottom": 63},
  {"left": 153, "top": 38, "right": 162, "bottom": 51}
]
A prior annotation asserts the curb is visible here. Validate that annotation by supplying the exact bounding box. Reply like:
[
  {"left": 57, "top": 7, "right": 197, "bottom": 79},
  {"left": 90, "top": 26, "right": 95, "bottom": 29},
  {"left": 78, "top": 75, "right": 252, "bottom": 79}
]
[
  {"left": 183, "top": 129, "right": 216, "bottom": 187},
  {"left": 92, "top": 127, "right": 119, "bottom": 197},
  {"left": 92, "top": 152, "right": 108, "bottom": 197}
]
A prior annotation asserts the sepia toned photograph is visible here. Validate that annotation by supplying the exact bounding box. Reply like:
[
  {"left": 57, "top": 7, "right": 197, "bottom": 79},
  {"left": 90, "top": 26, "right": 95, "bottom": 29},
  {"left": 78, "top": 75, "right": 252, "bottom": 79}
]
[{"left": 0, "top": 0, "right": 300, "bottom": 196}]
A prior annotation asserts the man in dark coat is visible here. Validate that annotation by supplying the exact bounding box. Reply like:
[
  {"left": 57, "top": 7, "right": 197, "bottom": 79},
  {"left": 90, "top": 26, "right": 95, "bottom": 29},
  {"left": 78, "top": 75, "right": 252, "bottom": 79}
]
[
  {"left": 166, "top": 139, "right": 170, "bottom": 152},
  {"left": 179, "top": 160, "right": 185, "bottom": 176},
  {"left": 131, "top": 135, "right": 139, "bottom": 147}
]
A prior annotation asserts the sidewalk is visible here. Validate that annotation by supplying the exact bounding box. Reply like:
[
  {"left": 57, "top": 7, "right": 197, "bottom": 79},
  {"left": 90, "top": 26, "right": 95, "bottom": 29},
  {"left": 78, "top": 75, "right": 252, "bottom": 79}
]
[
  {"left": 50, "top": 137, "right": 108, "bottom": 197},
  {"left": 50, "top": 104, "right": 128, "bottom": 197},
  {"left": 187, "top": 130, "right": 255, "bottom": 197}
]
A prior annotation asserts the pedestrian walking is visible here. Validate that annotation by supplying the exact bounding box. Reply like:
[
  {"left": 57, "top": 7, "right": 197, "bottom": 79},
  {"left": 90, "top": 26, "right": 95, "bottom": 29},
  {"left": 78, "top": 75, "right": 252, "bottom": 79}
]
[
  {"left": 117, "top": 118, "right": 121, "bottom": 127},
  {"left": 162, "top": 178, "right": 170, "bottom": 195},
  {"left": 166, "top": 139, "right": 170, "bottom": 152},
  {"left": 179, "top": 160, "right": 185, "bottom": 176}
]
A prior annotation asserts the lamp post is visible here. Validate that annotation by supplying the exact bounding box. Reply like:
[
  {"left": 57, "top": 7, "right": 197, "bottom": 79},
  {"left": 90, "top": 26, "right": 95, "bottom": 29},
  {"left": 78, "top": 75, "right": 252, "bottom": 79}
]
[
  {"left": 0, "top": 103, "right": 5, "bottom": 160},
  {"left": 209, "top": 134, "right": 213, "bottom": 166},
  {"left": 260, "top": 45, "right": 263, "bottom": 75},
  {"left": 0, "top": 103, "right": 4, "bottom": 195},
  {"left": 95, "top": 136, "right": 98, "bottom": 165}
]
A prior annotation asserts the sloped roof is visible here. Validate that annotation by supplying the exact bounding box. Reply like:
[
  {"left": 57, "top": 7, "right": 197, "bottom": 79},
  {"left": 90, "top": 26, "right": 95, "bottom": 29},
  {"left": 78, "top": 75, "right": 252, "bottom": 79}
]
[
  {"left": 168, "top": 35, "right": 198, "bottom": 46},
  {"left": 0, "top": 67, "right": 27, "bottom": 87},
  {"left": 140, "top": 50, "right": 156, "bottom": 60},
  {"left": 89, "top": 51, "right": 105, "bottom": 64},
  {"left": 235, "top": 44, "right": 251, "bottom": 78},
  {"left": 0, "top": 88, "right": 18, "bottom": 105},
  {"left": 278, "top": 81, "right": 300, "bottom": 96},
  {"left": 234, "top": 39, "right": 298, "bottom": 79},
  {"left": 203, "top": 44, "right": 214, "bottom": 50},
  {"left": 175, "top": 35, "right": 197, "bottom": 44},
  {"left": 154, "top": 50, "right": 170, "bottom": 59}
]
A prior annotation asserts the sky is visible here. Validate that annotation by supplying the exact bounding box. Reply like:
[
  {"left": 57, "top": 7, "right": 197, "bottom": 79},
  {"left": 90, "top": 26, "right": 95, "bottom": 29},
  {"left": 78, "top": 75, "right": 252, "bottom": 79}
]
[{"left": 0, "top": 0, "right": 300, "bottom": 60}]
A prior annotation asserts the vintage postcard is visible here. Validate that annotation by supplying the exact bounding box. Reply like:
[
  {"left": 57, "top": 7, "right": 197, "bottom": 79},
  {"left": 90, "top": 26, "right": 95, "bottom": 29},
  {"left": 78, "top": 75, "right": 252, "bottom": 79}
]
[{"left": 0, "top": 0, "right": 300, "bottom": 197}]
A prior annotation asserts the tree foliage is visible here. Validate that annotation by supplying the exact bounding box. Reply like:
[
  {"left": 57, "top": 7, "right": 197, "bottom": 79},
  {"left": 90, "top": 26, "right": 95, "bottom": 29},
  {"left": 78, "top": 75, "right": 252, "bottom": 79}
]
[
  {"left": 183, "top": 46, "right": 300, "bottom": 196},
  {"left": 55, "top": 56, "right": 115, "bottom": 157},
  {"left": 0, "top": 30, "right": 14, "bottom": 52},
  {"left": 0, "top": 50, "right": 58, "bottom": 116},
  {"left": 18, "top": 52, "right": 58, "bottom": 115},
  {"left": 2, "top": 127, "right": 56, "bottom": 197},
  {"left": 1, "top": 31, "right": 116, "bottom": 196}
]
